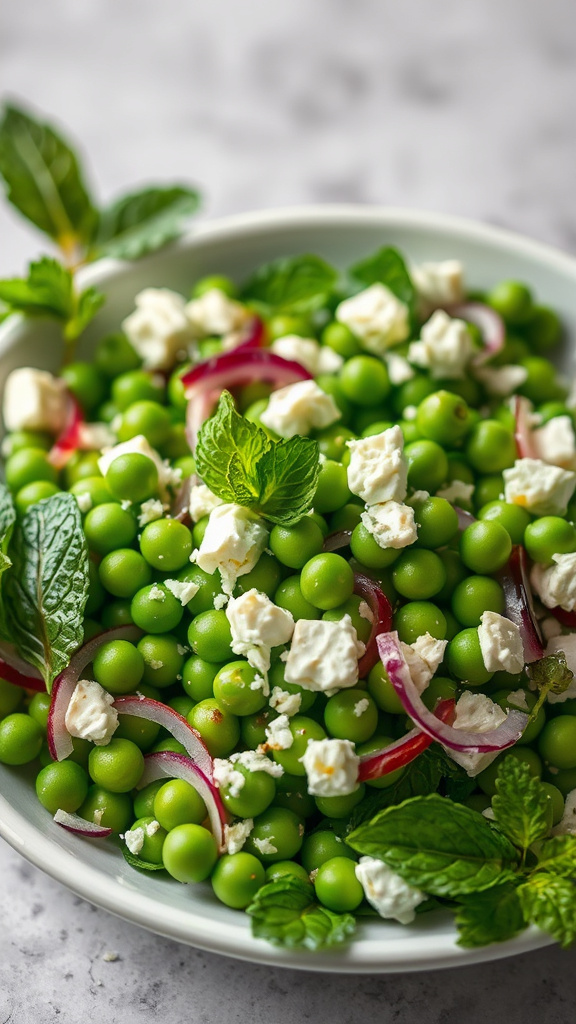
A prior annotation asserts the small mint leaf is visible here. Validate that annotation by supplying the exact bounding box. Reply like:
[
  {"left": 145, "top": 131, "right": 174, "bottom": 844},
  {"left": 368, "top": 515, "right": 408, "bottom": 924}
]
[
  {"left": 94, "top": 185, "right": 200, "bottom": 260},
  {"left": 242, "top": 254, "right": 338, "bottom": 314},
  {"left": 455, "top": 882, "right": 525, "bottom": 948},
  {"left": 246, "top": 876, "right": 355, "bottom": 950},
  {"left": 491, "top": 756, "right": 551, "bottom": 853},
  {"left": 518, "top": 873, "right": 576, "bottom": 948}
]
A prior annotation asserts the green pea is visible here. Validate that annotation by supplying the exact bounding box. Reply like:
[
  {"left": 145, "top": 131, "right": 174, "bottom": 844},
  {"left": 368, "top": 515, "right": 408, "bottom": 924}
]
[
  {"left": 466, "top": 420, "right": 516, "bottom": 474},
  {"left": 162, "top": 823, "right": 218, "bottom": 883},
  {"left": 131, "top": 584, "right": 184, "bottom": 634},
  {"left": 394, "top": 601, "right": 447, "bottom": 644},
  {"left": 61, "top": 362, "right": 107, "bottom": 413},
  {"left": 300, "top": 553, "right": 354, "bottom": 610},
  {"left": 244, "top": 806, "right": 304, "bottom": 863},
  {"left": 477, "top": 500, "right": 531, "bottom": 545},
  {"left": 117, "top": 400, "right": 172, "bottom": 448},
  {"left": 187, "top": 609, "right": 233, "bottom": 662},
  {"left": 350, "top": 523, "right": 399, "bottom": 569},
  {"left": 313, "top": 460, "right": 351, "bottom": 514},
  {"left": 84, "top": 503, "right": 137, "bottom": 555},
  {"left": 220, "top": 763, "right": 277, "bottom": 819},
  {"left": 392, "top": 549, "right": 446, "bottom": 600},
  {"left": 314, "top": 856, "right": 363, "bottom": 912},
  {"left": 187, "top": 699, "right": 240, "bottom": 757},
  {"left": 78, "top": 785, "right": 133, "bottom": 832},
  {"left": 140, "top": 518, "right": 193, "bottom": 572},
  {"left": 212, "top": 852, "right": 266, "bottom": 910},
  {"left": 35, "top": 761, "right": 89, "bottom": 814},
  {"left": 0, "top": 713, "right": 43, "bottom": 765},
  {"left": 447, "top": 629, "right": 493, "bottom": 686},
  {"left": 213, "top": 661, "right": 268, "bottom": 717},
  {"left": 339, "top": 355, "right": 390, "bottom": 406},
  {"left": 93, "top": 640, "right": 144, "bottom": 695},
  {"left": 88, "top": 739, "right": 145, "bottom": 793},
  {"left": 524, "top": 517, "right": 576, "bottom": 563},
  {"left": 94, "top": 332, "right": 141, "bottom": 378},
  {"left": 487, "top": 280, "right": 533, "bottom": 324},
  {"left": 270, "top": 518, "right": 324, "bottom": 569},
  {"left": 5, "top": 447, "right": 58, "bottom": 493},
  {"left": 324, "top": 689, "right": 378, "bottom": 742},
  {"left": 460, "top": 521, "right": 512, "bottom": 574},
  {"left": 416, "top": 391, "right": 472, "bottom": 446},
  {"left": 272, "top": 715, "right": 327, "bottom": 775},
  {"left": 412, "top": 497, "right": 459, "bottom": 549},
  {"left": 451, "top": 576, "right": 505, "bottom": 628},
  {"left": 405, "top": 440, "right": 449, "bottom": 492}
]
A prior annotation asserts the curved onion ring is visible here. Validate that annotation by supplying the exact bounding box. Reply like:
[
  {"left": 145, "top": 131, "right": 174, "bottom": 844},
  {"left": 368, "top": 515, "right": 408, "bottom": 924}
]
[
  {"left": 358, "top": 698, "right": 456, "bottom": 782},
  {"left": 499, "top": 545, "right": 544, "bottom": 664},
  {"left": 447, "top": 302, "right": 505, "bottom": 365},
  {"left": 322, "top": 529, "right": 353, "bottom": 553},
  {"left": 47, "top": 625, "right": 143, "bottom": 762},
  {"left": 137, "top": 750, "right": 226, "bottom": 851},
  {"left": 0, "top": 642, "right": 45, "bottom": 692},
  {"left": 376, "top": 631, "right": 528, "bottom": 752},
  {"left": 513, "top": 395, "right": 539, "bottom": 460},
  {"left": 232, "top": 316, "right": 266, "bottom": 352},
  {"left": 353, "top": 573, "right": 393, "bottom": 679},
  {"left": 53, "top": 809, "right": 112, "bottom": 838},
  {"left": 112, "top": 695, "right": 213, "bottom": 780}
]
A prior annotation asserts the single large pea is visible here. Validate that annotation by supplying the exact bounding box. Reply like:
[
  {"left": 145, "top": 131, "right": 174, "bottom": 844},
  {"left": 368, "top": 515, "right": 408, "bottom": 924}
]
[
  {"left": 300, "top": 553, "right": 354, "bottom": 610},
  {"left": 313, "top": 460, "right": 352, "bottom": 514},
  {"left": 339, "top": 355, "right": 390, "bottom": 406},
  {"left": 0, "top": 678, "right": 24, "bottom": 718},
  {"left": 112, "top": 370, "right": 165, "bottom": 410},
  {"left": 219, "top": 763, "right": 277, "bottom": 819},
  {"left": 0, "top": 714, "right": 43, "bottom": 765},
  {"left": 273, "top": 772, "right": 317, "bottom": 819},
  {"left": 117, "top": 400, "right": 172, "bottom": 448},
  {"left": 233, "top": 552, "right": 283, "bottom": 599},
  {"left": 61, "top": 361, "right": 107, "bottom": 413},
  {"left": 78, "top": 785, "right": 133, "bottom": 832},
  {"left": 350, "top": 523, "right": 399, "bottom": 570},
  {"left": 315, "top": 784, "right": 365, "bottom": 820},
  {"left": 213, "top": 661, "right": 268, "bottom": 716},
  {"left": 538, "top": 716, "right": 576, "bottom": 771},
  {"left": 416, "top": 391, "right": 472, "bottom": 446},
  {"left": 466, "top": 420, "right": 516, "bottom": 474},
  {"left": 106, "top": 453, "right": 159, "bottom": 503},
  {"left": 95, "top": 332, "right": 141, "bottom": 378},
  {"left": 182, "top": 655, "right": 221, "bottom": 702},
  {"left": 272, "top": 715, "right": 327, "bottom": 775},
  {"left": 447, "top": 628, "right": 493, "bottom": 686},
  {"left": 405, "top": 440, "right": 449, "bottom": 492},
  {"left": 322, "top": 320, "right": 361, "bottom": 358},
  {"left": 137, "top": 634, "right": 185, "bottom": 688},
  {"left": 300, "top": 830, "right": 357, "bottom": 873},
  {"left": 140, "top": 518, "right": 193, "bottom": 572},
  {"left": 488, "top": 280, "right": 533, "bottom": 324},
  {"left": 35, "top": 760, "right": 89, "bottom": 814},
  {"left": 477, "top": 500, "right": 531, "bottom": 545},
  {"left": 392, "top": 549, "right": 446, "bottom": 600},
  {"left": 460, "top": 520, "right": 512, "bottom": 574},
  {"left": 99, "top": 548, "right": 153, "bottom": 599},
  {"left": 244, "top": 806, "right": 304, "bottom": 863},
  {"left": 188, "top": 699, "right": 240, "bottom": 757},
  {"left": 324, "top": 689, "right": 378, "bottom": 743},
  {"left": 368, "top": 661, "right": 405, "bottom": 714},
  {"left": 93, "top": 640, "right": 144, "bottom": 695},
  {"left": 84, "top": 503, "right": 137, "bottom": 555},
  {"left": 5, "top": 447, "right": 58, "bottom": 492},
  {"left": 269, "top": 518, "right": 324, "bottom": 570},
  {"left": 451, "top": 576, "right": 505, "bottom": 628},
  {"left": 211, "top": 852, "right": 266, "bottom": 909},
  {"left": 394, "top": 601, "right": 447, "bottom": 644},
  {"left": 314, "top": 856, "right": 364, "bottom": 912},
  {"left": 88, "top": 738, "right": 145, "bottom": 793},
  {"left": 187, "top": 609, "right": 233, "bottom": 662},
  {"left": 131, "top": 584, "right": 184, "bottom": 634},
  {"left": 524, "top": 517, "right": 576, "bottom": 564},
  {"left": 412, "top": 496, "right": 459, "bottom": 549},
  {"left": 162, "top": 823, "right": 218, "bottom": 883}
]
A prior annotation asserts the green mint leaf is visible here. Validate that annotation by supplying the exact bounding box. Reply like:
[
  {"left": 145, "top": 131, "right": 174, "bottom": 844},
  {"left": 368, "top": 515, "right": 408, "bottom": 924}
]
[
  {"left": 0, "top": 257, "right": 73, "bottom": 318},
  {"left": 121, "top": 846, "right": 166, "bottom": 872},
  {"left": 0, "top": 483, "right": 16, "bottom": 639},
  {"left": 344, "top": 747, "right": 445, "bottom": 833},
  {"left": 347, "top": 793, "right": 519, "bottom": 897},
  {"left": 242, "top": 254, "right": 338, "bottom": 314},
  {"left": 93, "top": 185, "right": 200, "bottom": 260},
  {"left": 349, "top": 246, "right": 416, "bottom": 320},
  {"left": 246, "top": 876, "right": 356, "bottom": 950},
  {"left": 195, "top": 392, "right": 320, "bottom": 525},
  {"left": 533, "top": 836, "right": 576, "bottom": 879},
  {"left": 0, "top": 102, "right": 97, "bottom": 256},
  {"left": 518, "top": 873, "right": 576, "bottom": 948},
  {"left": 491, "top": 756, "right": 551, "bottom": 853},
  {"left": 64, "top": 285, "right": 106, "bottom": 341},
  {"left": 455, "top": 882, "right": 526, "bottom": 948},
  {"left": 4, "top": 492, "right": 90, "bottom": 692}
]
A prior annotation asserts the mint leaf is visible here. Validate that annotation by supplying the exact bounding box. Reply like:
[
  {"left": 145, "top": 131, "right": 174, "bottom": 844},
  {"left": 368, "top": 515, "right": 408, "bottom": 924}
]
[
  {"left": 246, "top": 876, "right": 356, "bottom": 950},
  {"left": 0, "top": 257, "right": 105, "bottom": 341},
  {"left": 242, "top": 255, "right": 338, "bottom": 314},
  {"left": 195, "top": 392, "right": 320, "bottom": 526},
  {"left": 455, "top": 883, "right": 525, "bottom": 948},
  {"left": 350, "top": 246, "right": 415, "bottom": 319},
  {"left": 533, "top": 836, "right": 576, "bottom": 878},
  {"left": 4, "top": 493, "right": 90, "bottom": 692},
  {"left": 93, "top": 185, "right": 200, "bottom": 260},
  {"left": 491, "top": 756, "right": 551, "bottom": 854},
  {"left": 0, "top": 483, "right": 16, "bottom": 638},
  {"left": 64, "top": 284, "right": 105, "bottom": 341},
  {"left": 0, "top": 102, "right": 97, "bottom": 255},
  {"left": 347, "top": 794, "right": 518, "bottom": 897},
  {"left": 344, "top": 747, "right": 445, "bottom": 833},
  {"left": 518, "top": 873, "right": 576, "bottom": 948},
  {"left": 121, "top": 846, "right": 166, "bottom": 872}
]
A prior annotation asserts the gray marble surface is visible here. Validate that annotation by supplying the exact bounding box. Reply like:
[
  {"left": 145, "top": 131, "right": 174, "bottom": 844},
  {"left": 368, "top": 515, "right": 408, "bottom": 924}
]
[{"left": 2, "top": 0, "right": 576, "bottom": 1020}]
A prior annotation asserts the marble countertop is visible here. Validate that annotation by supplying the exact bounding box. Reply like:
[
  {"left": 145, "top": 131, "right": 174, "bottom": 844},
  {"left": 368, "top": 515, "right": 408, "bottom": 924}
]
[{"left": 2, "top": 0, "right": 576, "bottom": 1020}]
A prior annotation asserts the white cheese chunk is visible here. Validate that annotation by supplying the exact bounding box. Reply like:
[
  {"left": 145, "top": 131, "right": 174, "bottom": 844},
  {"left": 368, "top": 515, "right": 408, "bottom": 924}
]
[
  {"left": 264, "top": 714, "right": 293, "bottom": 750},
  {"left": 64, "top": 679, "right": 118, "bottom": 746},
  {"left": 269, "top": 686, "right": 302, "bottom": 717},
  {"left": 353, "top": 697, "right": 370, "bottom": 717},
  {"left": 75, "top": 492, "right": 93, "bottom": 514},
  {"left": 164, "top": 578, "right": 200, "bottom": 606},
  {"left": 195, "top": 503, "right": 269, "bottom": 596},
  {"left": 98, "top": 434, "right": 163, "bottom": 485},
  {"left": 229, "top": 750, "right": 284, "bottom": 776},
  {"left": 355, "top": 857, "right": 425, "bottom": 924},
  {"left": 226, "top": 589, "right": 295, "bottom": 675},
  {"left": 185, "top": 288, "right": 248, "bottom": 338},
  {"left": 335, "top": 283, "right": 410, "bottom": 354},
  {"left": 360, "top": 500, "right": 417, "bottom": 550},
  {"left": 252, "top": 836, "right": 278, "bottom": 855},
  {"left": 122, "top": 288, "right": 195, "bottom": 370},
  {"left": 260, "top": 380, "right": 340, "bottom": 438},
  {"left": 507, "top": 689, "right": 529, "bottom": 711},
  {"left": 531, "top": 553, "right": 576, "bottom": 612},
  {"left": 2, "top": 367, "right": 68, "bottom": 434},
  {"left": 551, "top": 789, "right": 576, "bottom": 836},
  {"left": 474, "top": 364, "right": 528, "bottom": 397},
  {"left": 284, "top": 615, "right": 364, "bottom": 693},
  {"left": 410, "top": 260, "right": 464, "bottom": 312},
  {"left": 400, "top": 632, "right": 447, "bottom": 693},
  {"left": 408, "top": 310, "right": 473, "bottom": 379},
  {"left": 137, "top": 498, "right": 166, "bottom": 527},
  {"left": 435, "top": 479, "right": 475, "bottom": 505},
  {"left": 300, "top": 738, "right": 359, "bottom": 796},
  {"left": 478, "top": 611, "right": 525, "bottom": 674},
  {"left": 543, "top": 635, "right": 576, "bottom": 702},
  {"left": 213, "top": 758, "right": 245, "bottom": 798},
  {"left": 385, "top": 352, "right": 415, "bottom": 385},
  {"left": 446, "top": 691, "right": 508, "bottom": 777},
  {"left": 503, "top": 458, "right": 576, "bottom": 516},
  {"left": 224, "top": 818, "right": 254, "bottom": 855},
  {"left": 189, "top": 484, "right": 223, "bottom": 523},
  {"left": 533, "top": 416, "right": 576, "bottom": 470},
  {"left": 347, "top": 426, "right": 408, "bottom": 506},
  {"left": 123, "top": 827, "right": 145, "bottom": 855},
  {"left": 271, "top": 335, "right": 343, "bottom": 375}
]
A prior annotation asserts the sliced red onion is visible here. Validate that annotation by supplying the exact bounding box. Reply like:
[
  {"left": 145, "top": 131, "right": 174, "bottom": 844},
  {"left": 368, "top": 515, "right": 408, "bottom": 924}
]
[
  {"left": 112, "top": 695, "right": 213, "bottom": 780},
  {"left": 47, "top": 393, "right": 84, "bottom": 469},
  {"left": 53, "top": 808, "right": 112, "bottom": 838},
  {"left": 454, "top": 505, "right": 476, "bottom": 530},
  {"left": 358, "top": 698, "right": 456, "bottom": 782},
  {"left": 137, "top": 750, "right": 226, "bottom": 851},
  {"left": 499, "top": 545, "right": 544, "bottom": 664},
  {"left": 182, "top": 349, "right": 312, "bottom": 452},
  {"left": 47, "top": 625, "right": 143, "bottom": 762},
  {"left": 549, "top": 606, "right": 576, "bottom": 629},
  {"left": 447, "top": 302, "right": 505, "bottom": 365},
  {"left": 513, "top": 395, "right": 539, "bottom": 459},
  {"left": 376, "top": 631, "right": 528, "bottom": 752},
  {"left": 0, "top": 642, "right": 45, "bottom": 692},
  {"left": 233, "top": 316, "right": 266, "bottom": 352},
  {"left": 323, "top": 529, "right": 353, "bottom": 552},
  {"left": 353, "top": 573, "right": 393, "bottom": 679}
]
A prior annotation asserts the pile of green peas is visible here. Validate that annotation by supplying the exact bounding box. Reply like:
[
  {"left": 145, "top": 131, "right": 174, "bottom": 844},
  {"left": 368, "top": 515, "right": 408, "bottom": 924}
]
[{"left": 1, "top": 265, "right": 575, "bottom": 921}]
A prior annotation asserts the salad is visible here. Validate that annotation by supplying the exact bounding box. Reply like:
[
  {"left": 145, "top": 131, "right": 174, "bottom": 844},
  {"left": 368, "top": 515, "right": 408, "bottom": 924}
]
[{"left": 1, "top": 241, "right": 576, "bottom": 955}]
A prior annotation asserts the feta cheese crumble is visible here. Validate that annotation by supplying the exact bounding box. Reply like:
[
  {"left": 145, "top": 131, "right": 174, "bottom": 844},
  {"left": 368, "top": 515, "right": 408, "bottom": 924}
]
[
  {"left": 533, "top": 415, "right": 576, "bottom": 470},
  {"left": 360, "top": 500, "right": 417, "bottom": 550},
  {"left": 229, "top": 750, "right": 284, "bottom": 776},
  {"left": 478, "top": 611, "right": 525, "bottom": 674},
  {"left": 226, "top": 589, "right": 295, "bottom": 675},
  {"left": 284, "top": 616, "right": 364, "bottom": 693},
  {"left": 260, "top": 380, "right": 340, "bottom": 438},
  {"left": 551, "top": 789, "right": 576, "bottom": 836},
  {"left": 384, "top": 351, "right": 415, "bottom": 385},
  {"left": 410, "top": 259, "right": 464, "bottom": 312},
  {"left": 164, "top": 578, "right": 200, "bottom": 606},
  {"left": 353, "top": 698, "right": 370, "bottom": 717},
  {"left": 263, "top": 714, "right": 293, "bottom": 750},
  {"left": 2, "top": 367, "right": 68, "bottom": 434},
  {"left": 446, "top": 691, "right": 508, "bottom": 777},
  {"left": 224, "top": 818, "right": 254, "bottom": 855},
  {"left": 185, "top": 288, "right": 248, "bottom": 338},
  {"left": 408, "top": 310, "right": 474, "bottom": 379},
  {"left": 474, "top": 364, "right": 528, "bottom": 397},
  {"left": 531, "top": 553, "right": 576, "bottom": 612},
  {"left": 503, "top": 458, "right": 576, "bottom": 516},
  {"left": 148, "top": 584, "right": 166, "bottom": 602},
  {"left": 269, "top": 686, "right": 302, "bottom": 717},
  {"left": 213, "top": 758, "right": 246, "bottom": 798},
  {"left": 271, "top": 335, "right": 343, "bottom": 375},
  {"left": 64, "top": 680, "right": 118, "bottom": 746},
  {"left": 347, "top": 426, "right": 408, "bottom": 506},
  {"left": 122, "top": 288, "right": 195, "bottom": 370},
  {"left": 123, "top": 827, "right": 145, "bottom": 856},
  {"left": 335, "top": 283, "right": 409, "bottom": 354},
  {"left": 195, "top": 503, "right": 269, "bottom": 596},
  {"left": 75, "top": 491, "right": 93, "bottom": 514},
  {"left": 137, "top": 498, "right": 166, "bottom": 527},
  {"left": 300, "top": 738, "right": 359, "bottom": 796},
  {"left": 436, "top": 480, "right": 475, "bottom": 505},
  {"left": 189, "top": 484, "right": 223, "bottom": 523},
  {"left": 401, "top": 632, "right": 448, "bottom": 693},
  {"left": 252, "top": 837, "right": 278, "bottom": 856},
  {"left": 355, "top": 857, "right": 425, "bottom": 924}
]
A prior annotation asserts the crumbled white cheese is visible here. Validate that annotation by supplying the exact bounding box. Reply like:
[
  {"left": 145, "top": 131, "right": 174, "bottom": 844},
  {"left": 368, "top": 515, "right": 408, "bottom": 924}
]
[
  {"left": 408, "top": 310, "right": 473, "bottom": 379},
  {"left": 78, "top": 422, "right": 116, "bottom": 451},
  {"left": 123, "top": 827, "right": 145, "bottom": 856},
  {"left": 185, "top": 288, "right": 248, "bottom": 338},
  {"left": 284, "top": 616, "right": 364, "bottom": 693},
  {"left": 137, "top": 498, "right": 166, "bottom": 527},
  {"left": 249, "top": 673, "right": 270, "bottom": 698},
  {"left": 478, "top": 611, "right": 525, "bottom": 674},
  {"left": 347, "top": 426, "right": 408, "bottom": 506},
  {"left": 252, "top": 836, "right": 278, "bottom": 856},
  {"left": 410, "top": 260, "right": 464, "bottom": 312},
  {"left": 120, "top": 499, "right": 133, "bottom": 511},
  {"left": 474, "top": 364, "right": 529, "bottom": 397},
  {"left": 533, "top": 416, "right": 576, "bottom": 470},
  {"left": 195, "top": 503, "right": 269, "bottom": 596},
  {"left": 385, "top": 352, "right": 415, "bottom": 385},
  {"left": 64, "top": 679, "right": 118, "bottom": 746},
  {"left": 271, "top": 335, "right": 343, "bottom": 375},
  {"left": 543, "top": 634, "right": 576, "bottom": 702},
  {"left": 92, "top": 808, "right": 104, "bottom": 826},
  {"left": 436, "top": 480, "right": 475, "bottom": 504},
  {"left": 531, "top": 553, "right": 576, "bottom": 612},
  {"left": 75, "top": 492, "right": 93, "bottom": 514},
  {"left": 260, "top": 380, "right": 340, "bottom": 438},
  {"left": 229, "top": 750, "right": 284, "bottom": 776},
  {"left": 269, "top": 686, "right": 302, "bottom": 717},
  {"left": 400, "top": 632, "right": 448, "bottom": 694},
  {"left": 353, "top": 698, "right": 370, "bottom": 718},
  {"left": 213, "top": 593, "right": 228, "bottom": 610},
  {"left": 551, "top": 789, "right": 576, "bottom": 836},
  {"left": 189, "top": 484, "right": 223, "bottom": 523},
  {"left": 224, "top": 818, "right": 254, "bottom": 855},
  {"left": 99, "top": 434, "right": 161, "bottom": 480},
  {"left": 263, "top": 714, "right": 293, "bottom": 750},
  {"left": 360, "top": 500, "right": 417, "bottom": 549},
  {"left": 503, "top": 458, "right": 576, "bottom": 516},
  {"left": 446, "top": 691, "right": 509, "bottom": 777},
  {"left": 148, "top": 584, "right": 166, "bottom": 602},
  {"left": 355, "top": 857, "right": 425, "bottom": 924},
  {"left": 122, "top": 288, "right": 195, "bottom": 370},
  {"left": 335, "top": 283, "right": 409, "bottom": 354},
  {"left": 213, "top": 758, "right": 246, "bottom": 798},
  {"left": 164, "top": 578, "right": 200, "bottom": 606},
  {"left": 507, "top": 689, "right": 529, "bottom": 711},
  {"left": 226, "top": 589, "right": 295, "bottom": 674},
  {"left": 2, "top": 367, "right": 68, "bottom": 433},
  {"left": 300, "top": 738, "right": 359, "bottom": 796},
  {"left": 145, "top": 820, "right": 161, "bottom": 837}
]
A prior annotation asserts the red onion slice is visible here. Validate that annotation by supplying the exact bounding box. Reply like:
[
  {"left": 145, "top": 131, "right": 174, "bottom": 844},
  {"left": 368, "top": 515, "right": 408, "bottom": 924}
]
[
  {"left": 499, "top": 545, "right": 544, "bottom": 664},
  {"left": 353, "top": 573, "right": 393, "bottom": 679},
  {"left": 137, "top": 750, "right": 226, "bottom": 851},
  {"left": 0, "top": 642, "right": 45, "bottom": 692},
  {"left": 376, "top": 631, "right": 528, "bottom": 752},
  {"left": 48, "top": 393, "right": 84, "bottom": 469},
  {"left": 233, "top": 316, "right": 266, "bottom": 352},
  {"left": 447, "top": 302, "right": 505, "bottom": 365},
  {"left": 513, "top": 395, "right": 539, "bottom": 459},
  {"left": 47, "top": 625, "right": 143, "bottom": 762},
  {"left": 549, "top": 607, "right": 576, "bottom": 629},
  {"left": 113, "top": 695, "right": 213, "bottom": 780},
  {"left": 53, "top": 808, "right": 112, "bottom": 838},
  {"left": 323, "top": 529, "right": 353, "bottom": 552},
  {"left": 358, "top": 698, "right": 456, "bottom": 782},
  {"left": 454, "top": 505, "right": 476, "bottom": 530}
]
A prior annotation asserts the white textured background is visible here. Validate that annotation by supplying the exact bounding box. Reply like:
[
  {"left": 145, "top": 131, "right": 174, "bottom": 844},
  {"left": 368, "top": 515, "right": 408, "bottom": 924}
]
[{"left": 2, "top": 1, "right": 576, "bottom": 1021}]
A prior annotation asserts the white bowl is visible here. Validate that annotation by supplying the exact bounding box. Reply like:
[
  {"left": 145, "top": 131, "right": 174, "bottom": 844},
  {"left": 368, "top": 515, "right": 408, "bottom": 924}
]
[{"left": 1, "top": 205, "right": 575, "bottom": 973}]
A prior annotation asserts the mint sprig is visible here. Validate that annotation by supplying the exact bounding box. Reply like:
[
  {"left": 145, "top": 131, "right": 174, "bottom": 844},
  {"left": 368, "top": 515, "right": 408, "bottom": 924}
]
[
  {"left": 90, "top": 184, "right": 200, "bottom": 261},
  {"left": 246, "top": 876, "right": 356, "bottom": 950},
  {"left": 195, "top": 391, "right": 320, "bottom": 526},
  {"left": 0, "top": 256, "right": 105, "bottom": 343},
  {"left": 491, "top": 756, "right": 551, "bottom": 858}
]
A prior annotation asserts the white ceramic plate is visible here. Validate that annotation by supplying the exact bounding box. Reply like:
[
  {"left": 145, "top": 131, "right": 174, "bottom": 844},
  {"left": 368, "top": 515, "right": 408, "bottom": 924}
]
[{"left": 1, "top": 205, "right": 574, "bottom": 972}]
